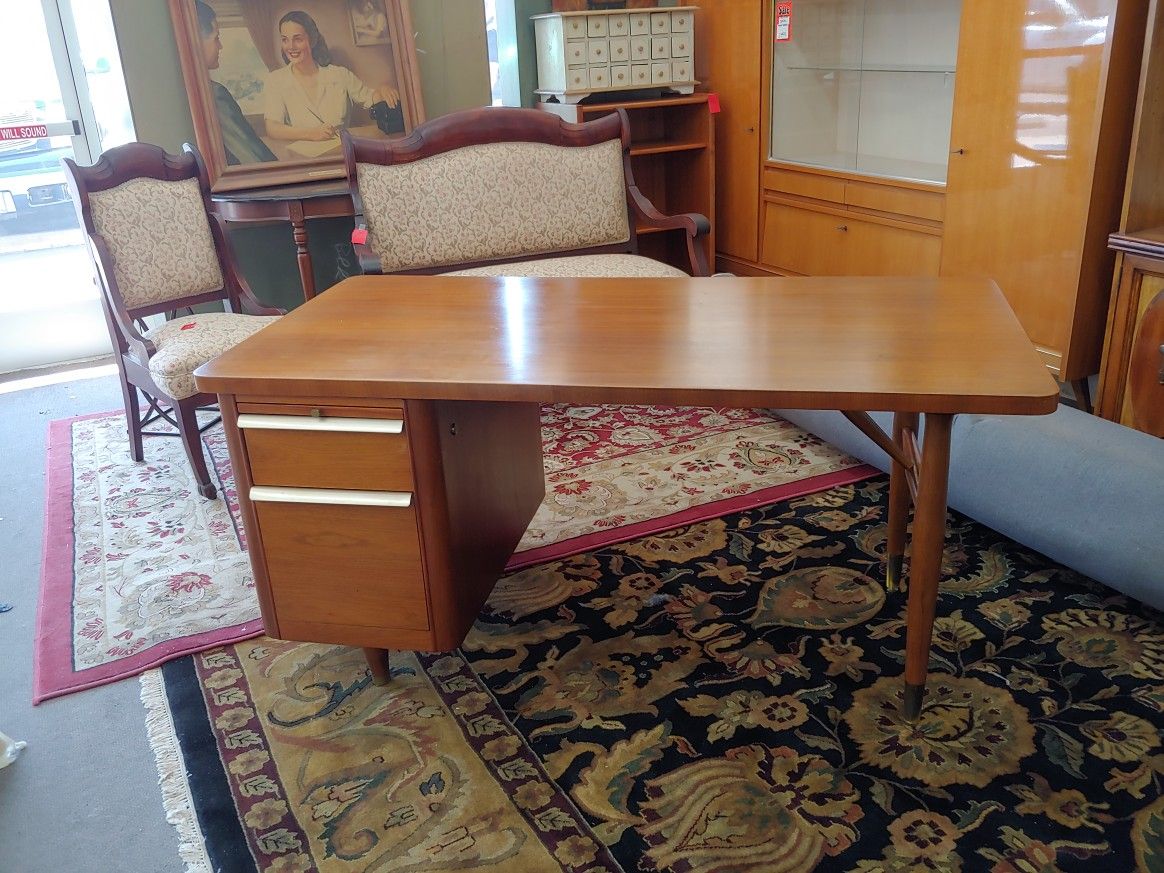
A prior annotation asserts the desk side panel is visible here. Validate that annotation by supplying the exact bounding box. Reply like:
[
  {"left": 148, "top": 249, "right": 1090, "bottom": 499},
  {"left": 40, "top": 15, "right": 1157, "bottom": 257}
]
[{"left": 409, "top": 400, "right": 546, "bottom": 649}]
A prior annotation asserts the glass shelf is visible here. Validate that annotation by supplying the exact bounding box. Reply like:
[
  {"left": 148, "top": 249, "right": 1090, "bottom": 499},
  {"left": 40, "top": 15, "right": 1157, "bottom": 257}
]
[{"left": 769, "top": 0, "right": 963, "bottom": 186}]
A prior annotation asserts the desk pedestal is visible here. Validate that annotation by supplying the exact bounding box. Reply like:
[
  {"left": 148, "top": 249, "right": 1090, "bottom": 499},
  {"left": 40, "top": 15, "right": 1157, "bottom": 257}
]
[{"left": 222, "top": 396, "right": 545, "bottom": 669}]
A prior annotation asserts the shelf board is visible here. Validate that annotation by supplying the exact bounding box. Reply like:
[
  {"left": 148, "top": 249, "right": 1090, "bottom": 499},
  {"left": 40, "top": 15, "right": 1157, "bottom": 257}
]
[
  {"left": 784, "top": 64, "right": 955, "bottom": 74},
  {"left": 629, "top": 140, "right": 706, "bottom": 156},
  {"left": 578, "top": 94, "right": 711, "bottom": 113}
]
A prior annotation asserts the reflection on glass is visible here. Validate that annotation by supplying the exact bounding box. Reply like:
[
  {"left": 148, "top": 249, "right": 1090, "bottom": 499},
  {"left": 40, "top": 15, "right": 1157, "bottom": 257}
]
[{"left": 71, "top": 0, "right": 136, "bottom": 153}]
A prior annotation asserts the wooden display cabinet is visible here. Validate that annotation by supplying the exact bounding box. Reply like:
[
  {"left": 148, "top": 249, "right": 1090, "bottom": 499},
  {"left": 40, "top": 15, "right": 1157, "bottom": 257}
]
[{"left": 537, "top": 94, "right": 714, "bottom": 272}]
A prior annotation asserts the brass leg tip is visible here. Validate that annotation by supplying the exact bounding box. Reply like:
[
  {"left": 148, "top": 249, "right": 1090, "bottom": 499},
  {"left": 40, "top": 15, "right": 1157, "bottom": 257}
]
[
  {"left": 903, "top": 683, "right": 924, "bottom": 721},
  {"left": 886, "top": 555, "right": 903, "bottom": 592}
]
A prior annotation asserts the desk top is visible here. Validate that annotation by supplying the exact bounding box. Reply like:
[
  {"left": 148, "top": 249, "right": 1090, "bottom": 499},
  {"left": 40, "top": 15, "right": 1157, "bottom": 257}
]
[{"left": 195, "top": 275, "right": 1059, "bottom": 415}]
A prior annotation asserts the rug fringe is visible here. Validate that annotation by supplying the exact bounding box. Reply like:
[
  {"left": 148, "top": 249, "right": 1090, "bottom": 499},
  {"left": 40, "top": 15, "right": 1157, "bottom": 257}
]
[{"left": 140, "top": 669, "right": 213, "bottom": 873}]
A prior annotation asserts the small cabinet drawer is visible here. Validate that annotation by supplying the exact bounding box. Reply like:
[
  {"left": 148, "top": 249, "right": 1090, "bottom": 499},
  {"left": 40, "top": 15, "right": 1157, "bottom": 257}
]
[
  {"left": 566, "top": 41, "right": 587, "bottom": 65},
  {"left": 611, "top": 65, "right": 630, "bottom": 87},
  {"left": 630, "top": 36, "right": 650, "bottom": 60},
  {"left": 587, "top": 39, "right": 607, "bottom": 63},
  {"left": 651, "top": 12, "right": 671, "bottom": 33},
  {"left": 240, "top": 413, "right": 412, "bottom": 492},
  {"left": 631, "top": 64, "right": 650, "bottom": 84},
  {"left": 671, "top": 10, "right": 693, "bottom": 32},
  {"left": 671, "top": 60, "right": 691, "bottom": 82},
  {"left": 589, "top": 66, "right": 610, "bottom": 88},
  {"left": 608, "top": 14, "right": 629, "bottom": 35},
  {"left": 564, "top": 17, "right": 586, "bottom": 39},
  {"left": 255, "top": 499, "right": 430, "bottom": 634},
  {"left": 651, "top": 62, "right": 671, "bottom": 83},
  {"left": 586, "top": 14, "right": 607, "bottom": 37},
  {"left": 568, "top": 68, "right": 588, "bottom": 89},
  {"left": 609, "top": 37, "right": 629, "bottom": 62},
  {"left": 651, "top": 36, "right": 671, "bottom": 60},
  {"left": 670, "top": 35, "right": 691, "bottom": 57},
  {"left": 630, "top": 12, "right": 650, "bottom": 34}
]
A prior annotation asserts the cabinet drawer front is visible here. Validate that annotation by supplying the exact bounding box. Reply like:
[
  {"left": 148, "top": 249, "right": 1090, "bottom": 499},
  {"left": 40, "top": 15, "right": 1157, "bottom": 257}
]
[
  {"left": 844, "top": 180, "right": 944, "bottom": 222},
  {"left": 564, "top": 17, "right": 586, "bottom": 39},
  {"left": 608, "top": 14, "right": 629, "bottom": 35},
  {"left": 568, "top": 68, "right": 588, "bottom": 90},
  {"left": 844, "top": 218, "right": 941, "bottom": 276},
  {"left": 670, "top": 35, "right": 691, "bottom": 58},
  {"left": 256, "top": 501, "right": 429, "bottom": 633},
  {"left": 589, "top": 66, "right": 610, "bottom": 88},
  {"left": 630, "top": 36, "right": 650, "bottom": 60},
  {"left": 763, "top": 167, "right": 845, "bottom": 204},
  {"left": 761, "top": 202, "right": 851, "bottom": 276},
  {"left": 587, "top": 39, "right": 607, "bottom": 63},
  {"left": 651, "top": 62, "right": 671, "bottom": 84},
  {"left": 611, "top": 65, "right": 630, "bottom": 87},
  {"left": 631, "top": 64, "right": 650, "bottom": 84},
  {"left": 651, "top": 36, "right": 671, "bottom": 59},
  {"left": 672, "top": 60, "right": 691, "bottom": 82},
  {"left": 670, "top": 10, "right": 693, "bottom": 32},
  {"left": 586, "top": 15, "right": 607, "bottom": 37},
  {"left": 566, "top": 41, "right": 587, "bottom": 65},
  {"left": 630, "top": 12, "right": 650, "bottom": 34},
  {"left": 609, "top": 37, "right": 629, "bottom": 63},
  {"left": 650, "top": 12, "right": 670, "bottom": 33},
  {"left": 243, "top": 420, "right": 413, "bottom": 492}
]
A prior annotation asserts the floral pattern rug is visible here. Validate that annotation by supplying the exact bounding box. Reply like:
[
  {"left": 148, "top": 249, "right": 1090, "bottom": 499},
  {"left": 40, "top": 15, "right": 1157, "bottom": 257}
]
[
  {"left": 145, "top": 479, "right": 1164, "bottom": 872},
  {"left": 36, "top": 406, "right": 871, "bottom": 702}
]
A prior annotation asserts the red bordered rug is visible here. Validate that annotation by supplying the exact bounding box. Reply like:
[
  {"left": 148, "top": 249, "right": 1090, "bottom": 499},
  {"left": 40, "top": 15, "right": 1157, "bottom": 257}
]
[{"left": 34, "top": 405, "right": 874, "bottom": 702}]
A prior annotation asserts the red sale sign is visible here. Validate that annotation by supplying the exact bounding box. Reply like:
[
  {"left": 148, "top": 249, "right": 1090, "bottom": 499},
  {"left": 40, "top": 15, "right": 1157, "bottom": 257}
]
[
  {"left": 0, "top": 124, "right": 49, "bottom": 141},
  {"left": 775, "top": 2, "right": 793, "bottom": 42}
]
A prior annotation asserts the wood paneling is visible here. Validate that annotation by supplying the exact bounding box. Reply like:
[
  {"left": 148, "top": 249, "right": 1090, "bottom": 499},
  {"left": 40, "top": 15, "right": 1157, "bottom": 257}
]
[
  {"left": 764, "top": 167, "right": 846, "bottom": 204},
  {"left": 941, "top": 0, "right": 1148, "bottom": 381},
  {"left": 690, "top": 0, "right": 762, "bottom": 262}
]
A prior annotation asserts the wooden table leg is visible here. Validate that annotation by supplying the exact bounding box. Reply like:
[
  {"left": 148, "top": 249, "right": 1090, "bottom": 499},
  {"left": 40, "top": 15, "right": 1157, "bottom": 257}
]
[
  {"left": 903, "top": 412, "right": 953, "bottom": 720},
  {"left": 886, "top": 411, "right": 918, "bottom": 591},
  {"left": 363, "top": 647, "right": 391, "bottom": 685},
  {"left": 289, "top": 201, "right": 316, "bottom": 301}
]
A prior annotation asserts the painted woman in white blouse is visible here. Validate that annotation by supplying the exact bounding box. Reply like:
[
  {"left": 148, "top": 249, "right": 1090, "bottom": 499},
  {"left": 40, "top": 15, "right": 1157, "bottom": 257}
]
[{"left": 263, "top": 10, "right": 399, "bottom": 143}]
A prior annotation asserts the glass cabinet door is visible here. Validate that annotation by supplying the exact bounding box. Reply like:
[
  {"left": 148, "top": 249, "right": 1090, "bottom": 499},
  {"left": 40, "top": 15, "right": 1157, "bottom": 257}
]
[{"left": 769, "top": 0, "right": 962, "bottom": 184}]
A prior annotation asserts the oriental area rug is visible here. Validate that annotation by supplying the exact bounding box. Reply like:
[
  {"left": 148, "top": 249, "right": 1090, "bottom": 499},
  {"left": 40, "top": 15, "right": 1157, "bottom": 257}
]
[
  {"left": 142, "top": 479, "right": 1164, "bottom": 873},
  {"left": 35, "top": 405, "right": 872, "bottom": 702}
]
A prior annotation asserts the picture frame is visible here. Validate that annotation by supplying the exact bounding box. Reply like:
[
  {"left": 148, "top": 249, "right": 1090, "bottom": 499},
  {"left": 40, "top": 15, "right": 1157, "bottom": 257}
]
[{"left": 168, "top": 0, "right": 425, "bottom": 192}]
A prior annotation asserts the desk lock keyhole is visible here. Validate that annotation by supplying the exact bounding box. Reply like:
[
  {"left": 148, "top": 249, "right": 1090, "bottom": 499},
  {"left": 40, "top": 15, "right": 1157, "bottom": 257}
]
[{"left": 449, "top": 422, "right": 458, "bottom": 436}]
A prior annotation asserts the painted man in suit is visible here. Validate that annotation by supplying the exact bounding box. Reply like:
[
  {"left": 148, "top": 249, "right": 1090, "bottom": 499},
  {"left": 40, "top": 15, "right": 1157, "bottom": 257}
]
[{"left": 196, "top": 1, "right": 277, "bottom": 165}]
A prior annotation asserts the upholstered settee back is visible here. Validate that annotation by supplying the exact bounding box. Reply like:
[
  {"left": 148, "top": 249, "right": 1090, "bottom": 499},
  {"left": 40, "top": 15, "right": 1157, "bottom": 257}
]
[
  {"left": 88, "top": 176, "right": 224, "bottom": 310},
  {"left": 356, "top": 138, "right": 630, "bottom": 273}
]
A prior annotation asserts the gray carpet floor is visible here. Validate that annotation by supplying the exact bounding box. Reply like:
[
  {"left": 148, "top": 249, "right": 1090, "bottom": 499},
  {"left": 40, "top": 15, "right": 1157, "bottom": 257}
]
[{"left": 0, "top": 370, "right": 184, "bottom": 872}]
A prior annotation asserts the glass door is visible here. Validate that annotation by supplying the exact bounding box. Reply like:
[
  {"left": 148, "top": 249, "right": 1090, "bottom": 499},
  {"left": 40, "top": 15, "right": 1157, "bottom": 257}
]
[{"left": 0, "top": 0, "right": 134, "bottom": 375}]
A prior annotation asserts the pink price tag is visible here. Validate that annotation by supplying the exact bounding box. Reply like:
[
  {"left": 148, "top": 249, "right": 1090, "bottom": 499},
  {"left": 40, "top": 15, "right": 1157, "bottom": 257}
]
[
  {"left": 351, "top": 227, "right": 368, "bottom": 245},
  {"left": 707, "top": 93, "right": 721, "bottom": 114},
  {"left": 775, "top": 1, "right": 793, "bottom": 42}
]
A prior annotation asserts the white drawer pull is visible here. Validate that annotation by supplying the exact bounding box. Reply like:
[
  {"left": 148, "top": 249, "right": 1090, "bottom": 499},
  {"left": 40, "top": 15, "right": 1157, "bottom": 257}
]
[
  {"left": 238, "top": 414, "right": 403, "bottom": 434},
  {"left": 250, "top": 486, "right": 412, "bottom": 507}
]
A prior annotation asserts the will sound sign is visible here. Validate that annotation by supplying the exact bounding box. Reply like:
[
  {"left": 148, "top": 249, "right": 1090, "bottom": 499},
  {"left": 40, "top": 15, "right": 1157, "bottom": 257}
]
[{"left": 0, "top": 124, "right": 49, "bottom": 141}]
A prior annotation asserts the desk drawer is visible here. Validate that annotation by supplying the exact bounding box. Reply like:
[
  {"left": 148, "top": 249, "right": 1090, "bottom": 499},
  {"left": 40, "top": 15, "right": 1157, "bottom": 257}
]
[
  {"left": 254, "top": 494, "right": 429, "bottom": 633},
  {"left": 240, "top": 413, "right": 412, "bottom": 492}
]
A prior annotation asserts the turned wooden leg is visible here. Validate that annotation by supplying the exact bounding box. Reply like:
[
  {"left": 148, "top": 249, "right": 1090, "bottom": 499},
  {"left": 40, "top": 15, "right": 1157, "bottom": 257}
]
[
  {"left": 364, "top": 648, "right": 391, "bottom": 685},
  {"left": 175, "top": 400, "right": 216, "bottom": 500},
  {"left": 886, "top": 411, "right": 918, "bottom": 592},
  {"left": 902, "top": 413, "right": 953, "bottom": 720},
  {"left": 289, "top": 202, "right": 316, "bottom": 302}
]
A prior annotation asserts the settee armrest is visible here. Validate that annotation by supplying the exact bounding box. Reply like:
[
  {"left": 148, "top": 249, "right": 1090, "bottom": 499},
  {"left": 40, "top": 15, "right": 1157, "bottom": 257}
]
[{"left": 627, "top": 184, "right": 711, "bottom": 276}]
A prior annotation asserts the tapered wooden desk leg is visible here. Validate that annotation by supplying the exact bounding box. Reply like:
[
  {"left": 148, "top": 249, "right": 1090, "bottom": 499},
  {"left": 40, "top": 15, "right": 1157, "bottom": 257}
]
[
  {"left": 886, "top": 411, "right": 918, "bottom": 592},
  {"left": 902, "top": 413, "right": 953, "bottom": 721},
  {"left": 363, "top": 648, "right": 391, "bottom": 685}
]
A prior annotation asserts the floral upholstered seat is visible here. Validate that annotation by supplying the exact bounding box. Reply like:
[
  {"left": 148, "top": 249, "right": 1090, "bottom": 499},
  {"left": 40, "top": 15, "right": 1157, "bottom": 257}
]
[
  {"left": 63, "top": 143, "right": 283, "bottom": 499},
  {"left": 341, "top": 107, "right": 710, "bottom": 278}
]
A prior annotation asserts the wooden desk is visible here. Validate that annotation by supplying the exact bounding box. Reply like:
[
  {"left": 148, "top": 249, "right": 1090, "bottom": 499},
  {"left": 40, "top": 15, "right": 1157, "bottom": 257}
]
[
  {"left": 212, "top": 181, "right": 354, "bottom": 302},
  {"left": 194, "top": 274, "right": 1057, "bottom": 719}
]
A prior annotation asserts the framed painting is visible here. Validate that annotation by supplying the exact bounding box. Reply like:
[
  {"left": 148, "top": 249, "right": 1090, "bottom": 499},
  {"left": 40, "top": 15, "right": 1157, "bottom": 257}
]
[{"left": 168, "top": 0, "right": 424, "bottom": 191}]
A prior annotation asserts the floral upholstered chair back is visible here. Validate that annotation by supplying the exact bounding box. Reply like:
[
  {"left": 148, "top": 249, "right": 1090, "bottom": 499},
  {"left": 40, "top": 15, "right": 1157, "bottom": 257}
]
[
  {"left": 354, "top": 137, "right": 631, "bottom": 273},
  {"left": 88, "top": 175, "right": 225, "bottom": 311}
]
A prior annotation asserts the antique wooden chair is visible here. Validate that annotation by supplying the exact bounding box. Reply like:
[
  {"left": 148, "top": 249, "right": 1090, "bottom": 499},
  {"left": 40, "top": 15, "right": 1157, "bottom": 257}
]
[
  {"left": 340, "top": 106, "right": 710, "bottom": 278},
  {"left": 62, "top": 143, "right": 282, "bottom": 499}
]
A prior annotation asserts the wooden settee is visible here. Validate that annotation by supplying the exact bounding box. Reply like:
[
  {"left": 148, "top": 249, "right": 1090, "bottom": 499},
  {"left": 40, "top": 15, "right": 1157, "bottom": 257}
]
[{"left": 340, "top": 106, "right": 710, "bottom": 278}]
